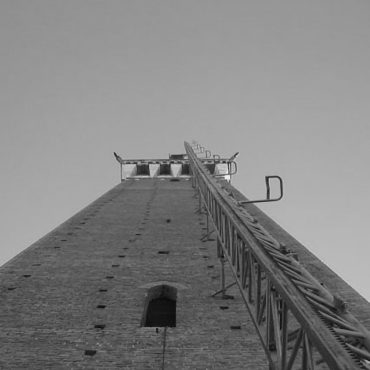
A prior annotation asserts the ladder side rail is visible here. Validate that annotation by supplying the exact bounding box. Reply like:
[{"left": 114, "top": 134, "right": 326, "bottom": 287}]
[
  {"left": 193, "top": 156, "right": 338, "bottom": 370},
  {"left": 185, "top": 141, "right": 368, "bottom": 370},
  {"left": 218, "top": 181, "right": 370, "bottom": 353}
]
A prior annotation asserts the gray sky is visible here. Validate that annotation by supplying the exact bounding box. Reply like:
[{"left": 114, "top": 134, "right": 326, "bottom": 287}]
[{"left": 1, "top": 1, "right": 370, "bottom": 300}]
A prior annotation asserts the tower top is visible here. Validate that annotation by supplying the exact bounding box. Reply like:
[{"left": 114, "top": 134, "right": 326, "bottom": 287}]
[{"left": 113, "top": 143, "right": 237, "bottom": 181}]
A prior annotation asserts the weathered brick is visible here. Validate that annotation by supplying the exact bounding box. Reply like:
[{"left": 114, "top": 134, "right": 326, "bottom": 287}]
[
  {"left": 2, "top": 177, "right": 367, "bottom": 369},
  {"left": 0, "top": 179, "right": 268, "bottom": 369}
]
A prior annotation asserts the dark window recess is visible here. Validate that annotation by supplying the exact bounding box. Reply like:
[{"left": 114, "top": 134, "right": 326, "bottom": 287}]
[
  {"left": 205, "top": 163, "right": 216, "bottom": 174},
  {"left": 142, "top": 285, "right": 177, "bottom": 328},
  {"left": 145, "top": 298, "right": 176, "bottom": 327},
  {"left": 98, "top": 289, "right": 107, "bottom": 292},
  {"left": 158, "top": 250, "right": 169, "bottom": 255},
  {"left": 159, "top": 163, "right": 171, "bottom": 175},
  {"left": 97, "top": 305, "right": 106, "bottom": 309},
  {"left": 230, "top": 325, "right": 241, "bottom": 330},
  {"left": 181, "top": 163, "right": 190, "bottom": 175},
  {"left": 136, "top": 164, "right": 150, "bottom": 176}
]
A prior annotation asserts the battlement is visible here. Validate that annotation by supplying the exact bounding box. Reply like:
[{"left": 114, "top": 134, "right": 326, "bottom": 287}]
[{"left": 113, "top": 152, "right": 236, "bottom": 180}]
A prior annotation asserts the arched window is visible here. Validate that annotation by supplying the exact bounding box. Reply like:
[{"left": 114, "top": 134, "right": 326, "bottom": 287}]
[{"left": 142, "top": 284, "right": 177, "bottom": 327}]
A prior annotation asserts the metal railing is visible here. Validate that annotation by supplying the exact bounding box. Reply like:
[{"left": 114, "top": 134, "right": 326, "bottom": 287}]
[{"left": 185, "top": 141, "right": 370, "bottom": 370}]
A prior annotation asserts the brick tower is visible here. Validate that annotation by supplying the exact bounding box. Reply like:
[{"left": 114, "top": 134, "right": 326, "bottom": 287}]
[{"left": 0, "top": 142, "right": 369, "bottom": 369}]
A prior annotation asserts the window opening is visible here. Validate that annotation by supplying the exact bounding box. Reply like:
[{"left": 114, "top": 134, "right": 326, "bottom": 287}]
[
  {"left": 159, "top": 164, "right": 171, "bottom": 175},
  {"left": 205, "top": 163, "right": 216, "bottom": 174},
  {"left": 136, "top": 164, "right": 150, "bottom": 176},
  {"left": 142, "top": 284, "right": 177, "bottom": 327},
  {"left": 181, "top": 163, "right": 190, "bottom": 175}
]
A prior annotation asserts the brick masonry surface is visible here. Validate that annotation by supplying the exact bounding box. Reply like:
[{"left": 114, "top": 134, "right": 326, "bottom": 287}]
[{"left": 0, "top": 179, "right": 268, "bottom": 369}]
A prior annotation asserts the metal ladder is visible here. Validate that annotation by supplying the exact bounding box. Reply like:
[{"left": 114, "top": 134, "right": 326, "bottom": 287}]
[{"left": 185, "top": 141, "right": 370, "bottom": 370}]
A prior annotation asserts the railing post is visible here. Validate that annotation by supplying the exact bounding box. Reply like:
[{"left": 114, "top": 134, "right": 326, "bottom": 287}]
[
  {"left": 206, "top": 212, "right": 210, "bottom": 240},
  {"left": 217, "top": 239, "right": 226, "bottom": 299},
  {"left": 220, "top": 256, "right": 226, "bottom": 299},
  {"left": 198, "top": 188, "right": 202, "bottom": 213}
]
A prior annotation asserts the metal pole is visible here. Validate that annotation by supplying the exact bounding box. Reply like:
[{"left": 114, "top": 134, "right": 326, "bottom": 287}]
[
  {"left": 206, "top": 212, "right": 209, "bottom": 240},
  {"left": 198, "top": 188, "right": 202, "bottom": 213},
  {"left": 218, "top": 238, "right": 226, "bottom": 299}
]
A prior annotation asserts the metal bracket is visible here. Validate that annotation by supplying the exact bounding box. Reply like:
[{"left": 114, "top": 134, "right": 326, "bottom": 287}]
[
  {"left": 239, "top": 176, "right": 283, "bottom": 204},
  {"left": 211, "top": 281, "right": 237, "bottom": 298},
  {"left": 194, "top": 145, "right": 205, "bottom": 154},
  {"left": 213, "top": 161, "right": 238, "bottom": 178},
  {"left": 114, "top": 152, "right": 124, "bottom": 182},
  {"left": 213, "top": 154, "right": 220, "bottom": 163},
  {"left": 192, "top": 144, "right": 201, "bottom": 153},
  {"left": 229, "top": 152, "right": 239, "bottom": 161}
]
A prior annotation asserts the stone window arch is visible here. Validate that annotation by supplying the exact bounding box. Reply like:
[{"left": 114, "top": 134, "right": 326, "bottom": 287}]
[{"left": 141, "top": 284, "right": 177, "bottom": 327}]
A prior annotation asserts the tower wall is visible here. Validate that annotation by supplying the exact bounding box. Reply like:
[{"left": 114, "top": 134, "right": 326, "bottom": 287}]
[
  {"left": 0, "top": 179, "right": 268, "bottom": 369},
  {"left": 2, "top": 174, "right": 369, "bottom": 369}
]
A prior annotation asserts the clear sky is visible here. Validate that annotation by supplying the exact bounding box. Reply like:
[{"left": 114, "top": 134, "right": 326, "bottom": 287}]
[{"left": 1, "top": 1, "right": 369, "bottom": 301}]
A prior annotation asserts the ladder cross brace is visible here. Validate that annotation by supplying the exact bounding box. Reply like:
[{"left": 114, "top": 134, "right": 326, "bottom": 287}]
[{"left": 186, "top": 141, "right": 370, "bottom": 370}]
